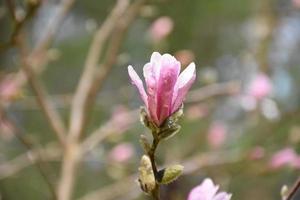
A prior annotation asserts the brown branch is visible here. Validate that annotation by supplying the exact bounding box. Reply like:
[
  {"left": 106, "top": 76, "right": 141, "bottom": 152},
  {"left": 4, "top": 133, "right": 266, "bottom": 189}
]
[
  {"left": 69, "top": 0, "right": 130, "bottom": 141},
  {"left": 81, "top": 109, "right": 138, "bottom": 154},
  {"left": 0, "top": 0, "right": 40, "bottom": 51},
  {"left": 0, "top": 143, "right": 61, "bottom": 180},
  {"left": 57, "top": 1, "right": 147, "bottom": 200},
  {"left": 286, "top": 177, "right": 300, "bottom": 200},
  {"left": 18, "top": 39, "right": 67, "bottom": 146},
  {"left": 5, "top": 0, "right": 17, "bottom": 21},
  {"left": 1, "top": 110, "right": 58, "bottom": 199},
  {"left": 30, "top": 0, "right": 75, "bottom": 58},
  {"left": 186, "top": 81, "right": 241, "bottom": 103}
]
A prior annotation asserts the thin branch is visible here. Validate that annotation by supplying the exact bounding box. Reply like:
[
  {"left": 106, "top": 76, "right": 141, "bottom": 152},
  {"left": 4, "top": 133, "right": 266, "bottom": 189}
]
[
  {"left": 69, "top": 0, "right": 130, "bottom": 140},
  {"left": 30, "top": 0, "right": 75, "bottom": 58},
  {"left": 286, "top": 177, "right": 300, "bottom": 200},
  {"left": 0, "top": 0, "right": 40, "bottom": 50},
  {"left": 5, "top": 0, "right": 17, "bottom": 21},
  {"left": 186, "top": 81, "right": 241, "bottom": 103},
  {"left": 18, "top": 39, "right": 67, "bottom": 146},
  {"left": 78, "top": 175, "right": 138, "bottom": 200},
  {"left": 57, "top": 1, "right": 144, "bottom": 199},
  {"left": 81, "top": 109, "right": 138, "bottom": 154},
  {"left": 4, "top": 115, "right": 58, "bottom": 199},
  {"left": 0, "top": 144, "right": 61, "bottom": 180}
]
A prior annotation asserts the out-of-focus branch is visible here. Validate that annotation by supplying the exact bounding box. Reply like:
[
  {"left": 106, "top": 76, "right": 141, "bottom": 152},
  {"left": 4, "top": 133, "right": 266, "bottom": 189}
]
[
  {"left": 186, "top": 81, "right": 240, "bottom": 103},
  {"left": 1, "top": 0, "right": 40, "bottom": 50},
  {"left": 0, "top": 144, "right": 61, "bottom": 180},
  {"left": 69, "top": 0, "right": 130, "bottom": 140},
  {"left": 5, "top": 0, "right": 17, "bottom": 21},
  {"left": 58, "top": 1, "right": 147, "bottom": 200},
  {"left": 78, "top": 150, "right": 244, "bottom": 200},
  {"left": 30, "top": 0, "right": 75, "bottom": 59},
  {"left": 0, "top": 108, "right": 57, "bottom": 199},
  {"left": 78, "top": 175, "right": 138, "bottom": 200},
  {"left": 18, "top": 39, "right": 67, "bottom": 146},
  {"left": 81, "top": 109, "right": 138, "bottom": 154}
]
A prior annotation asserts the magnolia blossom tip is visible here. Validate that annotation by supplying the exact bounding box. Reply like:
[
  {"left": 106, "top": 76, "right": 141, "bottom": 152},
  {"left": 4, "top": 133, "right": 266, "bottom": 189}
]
[{"left": 128, "top": 52, "right": 196, "bottom": 126}]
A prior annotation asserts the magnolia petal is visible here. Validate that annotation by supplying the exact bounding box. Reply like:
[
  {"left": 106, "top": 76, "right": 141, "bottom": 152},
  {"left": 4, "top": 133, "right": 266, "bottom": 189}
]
[
  {"left": 213, "top": 192, "right": 232, "bottom": 200},
  {"left": 156, "top": 54, "right": 180, "bottom": 125},
  {"left": 143, "top": 63, "right": 159, "bottom": 125},
  {"left": 150, "top": 52, "right": 162, "bottom": 63},
  {"left": 188, "top": 178, "right": 219, "bottom": 200},
  {"left": 150, "top": 52, "right": 163, "bottom": 80},
  {"left": 172, "top": 62, "right": 196, "bottom": 113},
  {"left": 128, "top": 65, "right": 148, "bottom": 107}
]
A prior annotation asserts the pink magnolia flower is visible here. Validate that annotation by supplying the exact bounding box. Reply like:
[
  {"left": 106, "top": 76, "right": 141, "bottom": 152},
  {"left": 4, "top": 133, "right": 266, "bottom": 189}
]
[
  {"left": 188, "top": 178, "right": 232, "bottom": 200},
  {"left": 247, "top": 73, "right": 272, "bottom": 100},
  {"left": 128, "top": 52, "right": 196, "bottom": 126},
  {"left": 207, "top": 122, "right": 227, "bottom": 149},
  {"left": 269, "top": 148, "right": 300, "bottom": 169},
  {"left": 108, "top": 143, "right": 135, "bottom": 163},
  {"left": 149, "top": 16, "right": 174, "bottom": 42}
]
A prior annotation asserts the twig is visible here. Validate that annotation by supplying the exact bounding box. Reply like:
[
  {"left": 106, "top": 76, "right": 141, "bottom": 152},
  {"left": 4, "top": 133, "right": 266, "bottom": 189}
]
[
  {"left": 30, "top": 0, "right": 75, "bottom": 58},
  {"left": 5, "top": 0, "right": 17, "bottom": 21},
  {"left": 81, "top": 109, "right": 138, "bottom": 154},
  {"left": 78, "top": 150, "right": 244, "bottom": 200},
  {"left": 286, "top": 177, "right": 300, "bottom": 200},
  {"left": 17, "top": 39, "right": 67, "bottom": 146},
  {"left": 1, "top": 0, "right": 40, "bottom": 50},
  {"left": 58, "top": 1, "right": 146, "bottom": 200},
  {"left": 69, "top": 0, "right": 130, "bottom": 140},
  {"left": 186, "top": 81, "right": 241, "bottom": 103},
  {"left": 0, "top": 143, "right": 61, "bottom": 180},
  {"left": 5, "top": 115, "right": 58, "bottom": 199},
  {"left": 148, "top": 136, "right": 160, "bottom": 200},
  {"left": 77, "top": 175, "right": 137, "bottom": 200}
]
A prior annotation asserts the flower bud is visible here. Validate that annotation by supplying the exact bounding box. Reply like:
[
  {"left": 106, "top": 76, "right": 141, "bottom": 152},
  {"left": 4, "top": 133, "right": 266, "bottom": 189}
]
[
  {"left": 157, "top": 164, "right": 184, "bottom": 184},
  {"left": 138, "top": 155, "right": 156, "bottom": 194}
]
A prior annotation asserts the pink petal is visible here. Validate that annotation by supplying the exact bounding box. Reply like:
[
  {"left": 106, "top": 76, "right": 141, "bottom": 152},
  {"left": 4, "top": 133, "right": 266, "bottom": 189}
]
[
  {"left": 213, "top": 192, "right": 232, "bottom": 200},
  {"left": 188, "top": 178, "right": 219, "bottom": 200},
  {"left": 172, "top": 62, "right": 196, "bottom": 113},
  {"left": 128, "top": 65, "right": 148, "bottom": 107},
  {"left": 143, "top": 62, "right": 159, "bottom": 125},
  {"left": 156, "top": 54, "right": 180, "bottom": 125}
]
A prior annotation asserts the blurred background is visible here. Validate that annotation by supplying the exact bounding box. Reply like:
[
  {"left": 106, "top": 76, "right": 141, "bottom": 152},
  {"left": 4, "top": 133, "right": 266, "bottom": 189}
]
[{"left": 1, "top": 0, "right": 300, "bottom": 199}]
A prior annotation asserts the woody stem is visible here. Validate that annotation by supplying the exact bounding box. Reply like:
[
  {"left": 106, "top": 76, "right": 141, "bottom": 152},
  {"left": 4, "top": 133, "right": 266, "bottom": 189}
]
[
  {"left": 286, "top": 177, "right": 300, "bottom": 200},
  {"left": 148, "top": 135, "right": 160, "bottom": 200}
]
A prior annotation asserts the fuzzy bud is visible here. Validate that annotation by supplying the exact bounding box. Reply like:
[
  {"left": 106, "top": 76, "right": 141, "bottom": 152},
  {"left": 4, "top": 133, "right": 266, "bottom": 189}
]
[{"left": 157, "top": 164, "right": 184, "bottom": 184}]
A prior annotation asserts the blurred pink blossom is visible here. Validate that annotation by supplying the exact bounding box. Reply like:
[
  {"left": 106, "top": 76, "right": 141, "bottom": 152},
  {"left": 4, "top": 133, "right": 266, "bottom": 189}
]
[
  {"left": 269, "top": 148, "right": 300, "bottom": 169},
  {"left": 188, "top": 178, "right": 232, "bottom": 200},
  {"left": 207, "top": 122, "right": 227, "bottom": 149},
  {"left": 128, "top": 52, "right": 196, "bottom": 126},
  {"left": 0, "top": 76, "right": 21, "bottom": 102},
  {"left": 109, "top": 105, "right": 134, "bottom": 134},
  {"left": 248, "top": 146, "right": 265, "bottom": 160},
  {"left": 149, "top": 16, "right": 174, "bottom": 42},
  {"left": 175, "top": 50, "right": 195, "bottom": 68},
  {"left": 108, "top": 143, "right": 135, "bottom": 163},
  {"left": 292, "top": 0, "right": 300, "bottom": 8},
  {"left": 247, "top": 73, "right": 272, "bottom": 100},
  {"left": 186, "top": 104, "right": 208, "bottom": 120}
]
